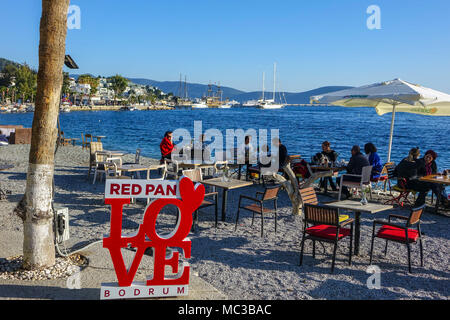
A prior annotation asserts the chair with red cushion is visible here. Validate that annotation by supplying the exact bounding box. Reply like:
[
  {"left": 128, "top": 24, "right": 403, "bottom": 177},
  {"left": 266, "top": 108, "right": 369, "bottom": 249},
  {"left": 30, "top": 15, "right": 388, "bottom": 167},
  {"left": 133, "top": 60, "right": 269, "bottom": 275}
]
[
  {"left": 369, "top": 205, "right": 425, "bottom": 273},
  {"left": 299, "top": 203, "right": 354, "bottom": 273}
]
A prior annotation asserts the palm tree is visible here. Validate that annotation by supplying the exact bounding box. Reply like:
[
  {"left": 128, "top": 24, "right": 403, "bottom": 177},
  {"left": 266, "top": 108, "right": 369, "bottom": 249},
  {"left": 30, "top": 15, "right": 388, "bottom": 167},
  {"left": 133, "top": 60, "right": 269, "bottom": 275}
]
[{"left": 15, "top": 0, "right": 70, "bottom": 270}]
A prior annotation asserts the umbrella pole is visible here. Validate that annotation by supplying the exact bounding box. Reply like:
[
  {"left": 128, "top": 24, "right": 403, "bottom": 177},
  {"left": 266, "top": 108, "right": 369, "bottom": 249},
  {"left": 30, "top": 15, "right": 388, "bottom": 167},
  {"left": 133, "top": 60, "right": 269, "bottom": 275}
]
[{"left": 387, "top": 104, "right": 396, "bottom": 162}]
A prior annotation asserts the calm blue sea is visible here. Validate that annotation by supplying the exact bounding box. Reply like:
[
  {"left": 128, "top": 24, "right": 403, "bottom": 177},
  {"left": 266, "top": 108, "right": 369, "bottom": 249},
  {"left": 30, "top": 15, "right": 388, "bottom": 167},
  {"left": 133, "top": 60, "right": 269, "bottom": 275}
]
[{"left": 1, "top": 106, "right": 449, "bottom": 170}]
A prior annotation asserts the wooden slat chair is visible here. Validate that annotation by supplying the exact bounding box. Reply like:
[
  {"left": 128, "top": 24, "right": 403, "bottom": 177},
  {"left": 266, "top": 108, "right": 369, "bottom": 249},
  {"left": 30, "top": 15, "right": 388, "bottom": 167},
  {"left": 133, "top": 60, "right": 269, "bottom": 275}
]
[
  {"left": 369, "top": 162, "right": 392, "bottom": 194},
  {"left": 81, "top": 133, "right": 90, "bottom": 150},
  {"left": 235, "top": 185, "right": 281, "bottom": 237},
  {"left": 59, "top": 131, "right": 72, "bottom": 146},
  {"left": 383, "top": 162, "right": 396, "bottom": 192},
  {"left": 299, "top": 187, "right": 350, "bottom": 223},
  {"left": 84, "top": 133, "right": 93, "bottom": 148},
  {"left": 88, "top": 141, "right": 103, "bottom": 178},
  {"left": 182, "top": 169, "right": 218, "bottom": 230},
  {"left": 299, "top": 203, "right": 354, "bottom": 273},
  {"left": 370, "top": 205, "right": 425, "bottom": 273}
]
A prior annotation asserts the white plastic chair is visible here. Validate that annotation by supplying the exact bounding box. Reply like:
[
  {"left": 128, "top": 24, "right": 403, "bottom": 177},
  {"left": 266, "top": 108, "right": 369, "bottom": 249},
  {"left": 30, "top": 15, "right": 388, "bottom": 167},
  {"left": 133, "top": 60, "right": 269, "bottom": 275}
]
[{"left": 338, "top": 165, "right": 373, "bottom": 200}]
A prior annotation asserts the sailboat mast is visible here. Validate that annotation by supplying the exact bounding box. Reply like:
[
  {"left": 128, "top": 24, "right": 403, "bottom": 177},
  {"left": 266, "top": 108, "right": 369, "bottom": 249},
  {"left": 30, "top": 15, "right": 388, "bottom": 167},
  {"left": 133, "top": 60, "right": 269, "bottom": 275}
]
[
  {"left": 262, "top": 72, "right": 265, "bottom": 101},
  {"left": 273, "top": 62, "right": 276, "bottom": 101}
]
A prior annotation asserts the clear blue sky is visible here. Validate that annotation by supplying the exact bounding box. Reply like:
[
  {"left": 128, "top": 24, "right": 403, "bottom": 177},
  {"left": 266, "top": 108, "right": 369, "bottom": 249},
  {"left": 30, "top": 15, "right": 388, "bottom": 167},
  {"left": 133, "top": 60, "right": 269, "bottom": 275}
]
[{"left": 1, "top": 0, "right": 449, "bottom": 93}]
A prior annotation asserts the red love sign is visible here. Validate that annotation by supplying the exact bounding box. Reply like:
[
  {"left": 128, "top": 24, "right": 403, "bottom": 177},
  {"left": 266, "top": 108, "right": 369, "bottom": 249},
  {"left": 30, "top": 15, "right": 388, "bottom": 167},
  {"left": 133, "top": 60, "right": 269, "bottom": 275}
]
[{"left": 103, "top": 177, "right": 205, "bottom": 287}]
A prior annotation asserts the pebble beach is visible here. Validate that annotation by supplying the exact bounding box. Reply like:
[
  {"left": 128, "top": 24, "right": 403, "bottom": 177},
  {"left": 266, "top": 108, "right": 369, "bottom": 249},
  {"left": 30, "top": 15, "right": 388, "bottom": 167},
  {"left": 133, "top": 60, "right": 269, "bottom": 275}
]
[{"left": 0, "top": 144, "right": 449, "bottom": 300}]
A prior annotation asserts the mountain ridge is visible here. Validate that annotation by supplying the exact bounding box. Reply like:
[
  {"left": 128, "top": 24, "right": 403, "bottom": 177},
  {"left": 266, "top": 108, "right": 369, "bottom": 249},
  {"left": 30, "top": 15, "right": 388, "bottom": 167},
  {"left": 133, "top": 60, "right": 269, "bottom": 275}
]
[{"left": 1, "top": 57, "right": 352, "bottom": 104}]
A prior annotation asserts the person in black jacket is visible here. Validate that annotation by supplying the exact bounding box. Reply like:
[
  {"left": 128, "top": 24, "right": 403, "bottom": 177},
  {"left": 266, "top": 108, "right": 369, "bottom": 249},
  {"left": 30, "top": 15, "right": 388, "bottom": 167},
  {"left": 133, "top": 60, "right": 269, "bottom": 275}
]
[
  {"left": 394, "top": 147, "right": 431, "bottom": 207},
  {"left": 337, "top": 145, "right": 370, "bottom": 199},
  {"left": 319, "top": 141, "right": 339, "bottom": 192},
  {"left": 273, "top": 137, "right": 288, "bottom": 171}
]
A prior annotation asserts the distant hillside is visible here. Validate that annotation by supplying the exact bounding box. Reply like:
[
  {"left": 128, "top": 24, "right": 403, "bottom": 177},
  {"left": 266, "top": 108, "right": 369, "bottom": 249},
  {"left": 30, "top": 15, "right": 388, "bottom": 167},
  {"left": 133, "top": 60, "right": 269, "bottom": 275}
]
[
  {"left": 129, "top": 78, "right": 246, "bottom": 99},
  {"left": 231, "top": 86, "right": 353, "bottom": 104},
  {"left": 0, "top": 57, "right": 21, "bottom": 71}
]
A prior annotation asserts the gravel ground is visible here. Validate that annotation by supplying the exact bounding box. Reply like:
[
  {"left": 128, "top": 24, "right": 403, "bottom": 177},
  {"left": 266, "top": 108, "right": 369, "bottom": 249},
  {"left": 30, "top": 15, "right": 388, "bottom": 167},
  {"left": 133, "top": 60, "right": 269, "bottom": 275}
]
[{"left": 0, "top": 144, "right": 449, "bottom": 300}]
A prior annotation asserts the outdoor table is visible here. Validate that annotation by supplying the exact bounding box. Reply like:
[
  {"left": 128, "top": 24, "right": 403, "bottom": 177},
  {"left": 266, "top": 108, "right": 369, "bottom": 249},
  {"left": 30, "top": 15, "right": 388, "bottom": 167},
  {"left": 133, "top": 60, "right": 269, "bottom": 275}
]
[
  {"left": 323, "top": 200, "right": 393, "bottom": 256},
  {"left": 98, "top": 150, "right": 126, "bottom": 158},
  {"left": 0, "top": 164, "right": 14, "bottom": 200},
  {"left": 179, "top": 160, "right": 215, "bottom": 170},
  {"left": 310, "top": 166, "right": 346, "bottom": 194},
  {"left": 117, "top": 164, "right": 162, "bottom": 179},
  {"left": 94, "top": 135, "right": 106, "bottom": 142},
  {"left": 419, "top": 174, "right": 450, "bottom": 213},
  {"left": 200, "top": 177, "right": 253, "bottom": 222}
]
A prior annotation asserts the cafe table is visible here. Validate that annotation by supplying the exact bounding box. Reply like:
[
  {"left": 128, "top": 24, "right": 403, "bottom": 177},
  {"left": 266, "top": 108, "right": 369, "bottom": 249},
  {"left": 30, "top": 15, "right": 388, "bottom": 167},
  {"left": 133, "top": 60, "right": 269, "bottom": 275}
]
[
  {"left": 178, "top": 160, "right": 215, "bottom": 170},
  {"left": 117, "top": 164, "right": 163, "bottom": 179},
  {"left": 97, "top": 150, "right": 126, "bottom": 158},
  {"left": 199, "top": 177, "right": 253, "bottom": 222},
  {"left": 323, "top": 200, "right": 393, "bottom": 255},
  {"left": 309, "top": 165, "right": 346, "bottom": 194},
  {"left": 419, "top": 174, "right": 450, "bottom": 213},
  {"left": 93, "top": 135, "right": 106, "bottom": 142}
]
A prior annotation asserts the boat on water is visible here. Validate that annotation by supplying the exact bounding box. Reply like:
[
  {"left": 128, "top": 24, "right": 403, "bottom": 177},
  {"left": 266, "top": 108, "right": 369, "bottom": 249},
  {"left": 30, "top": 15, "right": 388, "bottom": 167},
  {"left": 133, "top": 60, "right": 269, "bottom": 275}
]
[
  {"left": 218, "top": 102, "right": 232, "bottom": 109},
  {"left": 257, "top": 63, "right": 284, "bottom": 109},
  {"left": 257, "top": 99, "right": 284, "bottom": 109},
  {"left": 243, "top": 100, "right": 258, "bottom": 107},
  {"left": 119, "top": 106, "right": 136, "bottom": 111},
  {"left": 191, "top": 101, "right": 208, "bottom": 109}
]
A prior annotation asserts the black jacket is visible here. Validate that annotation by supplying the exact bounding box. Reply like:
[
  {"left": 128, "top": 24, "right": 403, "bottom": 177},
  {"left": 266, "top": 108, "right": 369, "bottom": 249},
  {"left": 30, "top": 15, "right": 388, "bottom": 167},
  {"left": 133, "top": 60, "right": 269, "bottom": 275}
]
[
  {"left": 417, "top": 158, "right": 437, "bottom": 177},
  {"left": 322, "top": 150, "right": 339, "bottom": 163},
  {"left": 346, "top": 152, "right": 370, "bottom": 175},
  {"left": 279, "top": 144, "right": 288, "bottom": 169},
  {"left": 394, "top": 158, "right": 423, "bottom": 180}
]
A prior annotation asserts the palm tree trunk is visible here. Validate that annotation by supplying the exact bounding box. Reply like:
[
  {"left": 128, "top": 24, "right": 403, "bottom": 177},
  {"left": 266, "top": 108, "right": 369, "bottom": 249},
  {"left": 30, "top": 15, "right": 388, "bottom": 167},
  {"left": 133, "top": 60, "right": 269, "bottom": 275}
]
[{"left": 16, "top": 0, "right": 70, "bottom": 270}]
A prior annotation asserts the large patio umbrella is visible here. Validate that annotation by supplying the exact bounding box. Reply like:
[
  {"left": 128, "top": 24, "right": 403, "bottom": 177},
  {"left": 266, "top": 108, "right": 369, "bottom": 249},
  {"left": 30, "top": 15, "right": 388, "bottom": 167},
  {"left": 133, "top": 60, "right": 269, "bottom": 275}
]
[{"left": 310, "top": 78, "right": 450, "bottom": 161}]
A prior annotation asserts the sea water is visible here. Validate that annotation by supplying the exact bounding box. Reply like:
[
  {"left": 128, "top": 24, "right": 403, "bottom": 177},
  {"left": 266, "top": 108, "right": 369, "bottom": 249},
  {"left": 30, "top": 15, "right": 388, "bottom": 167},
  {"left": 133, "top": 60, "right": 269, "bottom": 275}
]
[{"left": 1, "top": 106, "right": 449, "bottom": 170}]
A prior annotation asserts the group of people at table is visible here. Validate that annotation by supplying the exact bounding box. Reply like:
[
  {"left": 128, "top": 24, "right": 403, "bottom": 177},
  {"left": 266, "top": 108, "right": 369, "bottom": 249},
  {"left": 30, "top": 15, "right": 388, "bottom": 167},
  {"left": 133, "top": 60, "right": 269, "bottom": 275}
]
[
  {"left": 311, "top": 141, "right": 448, "bottom": 208},
  {"left": 159, "top": 131, "right": 449, "bottom": 209}
]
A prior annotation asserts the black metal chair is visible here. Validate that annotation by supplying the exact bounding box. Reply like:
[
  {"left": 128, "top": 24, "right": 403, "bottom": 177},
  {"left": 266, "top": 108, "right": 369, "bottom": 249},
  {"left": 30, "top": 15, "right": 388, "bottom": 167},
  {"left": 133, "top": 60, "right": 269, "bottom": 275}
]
[
  {"left": 369, "top": 205, "right": 425, "bottom": 273},
  {"left": 299, "top": 203, "right": 354, "bottom": 273},
  {"left": 235, "top": 185, "right": 281, "bottom": 237}
]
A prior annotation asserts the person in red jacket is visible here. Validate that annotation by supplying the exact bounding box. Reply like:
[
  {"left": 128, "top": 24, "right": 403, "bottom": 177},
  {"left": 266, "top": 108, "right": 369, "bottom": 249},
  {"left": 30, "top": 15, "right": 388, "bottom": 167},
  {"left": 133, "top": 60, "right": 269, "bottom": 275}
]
[{"left": 160, "top": 131, "right": 174, "bottom": 162}]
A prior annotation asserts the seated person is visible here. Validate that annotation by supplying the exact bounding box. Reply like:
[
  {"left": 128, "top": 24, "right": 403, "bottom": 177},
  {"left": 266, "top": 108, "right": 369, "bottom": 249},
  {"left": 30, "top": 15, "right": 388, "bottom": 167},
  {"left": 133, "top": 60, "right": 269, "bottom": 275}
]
[
  {"left": 394, "top": 147, "right": 431, "bottom": 207},
  {"left": 273, "top": 137, "right": 288, "bottom": 172},
  {"left": 319, "top": 141, "right": 339, "bottom": 191},
  {"left": 337, "top": 145, "right": 370, "bottom": 199},
  {"left": 159, "top": 131, "right": 174, "bottom": 163},
  {"left": 364, "top": 142, "right": 383, "bottom": 180},
  {"left": 418, "top": 150, "right": 444, "bottom": 202}
]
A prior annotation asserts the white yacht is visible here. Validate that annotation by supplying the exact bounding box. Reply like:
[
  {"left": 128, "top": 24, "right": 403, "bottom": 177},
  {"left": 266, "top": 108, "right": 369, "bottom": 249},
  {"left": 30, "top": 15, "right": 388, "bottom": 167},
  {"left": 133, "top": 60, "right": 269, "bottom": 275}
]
[
  {"left": 243, "top": 100, "right": 258, "bottom": 107},
  {"left": 218, "top": 102, "right": 232, "bottom": 109},
  {"left": 257, "top": 63, "right": 284, "bottom": 109},
  {"left": 191, "top": 101, "right": 208, "bottom": 109}
]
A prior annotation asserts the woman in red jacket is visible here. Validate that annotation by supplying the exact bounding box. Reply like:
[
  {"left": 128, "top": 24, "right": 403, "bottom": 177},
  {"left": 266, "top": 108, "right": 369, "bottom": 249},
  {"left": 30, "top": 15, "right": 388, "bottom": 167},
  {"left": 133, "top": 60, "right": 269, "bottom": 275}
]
[{"left": 160, "top": 131, "right": 174, "bottom": 162}]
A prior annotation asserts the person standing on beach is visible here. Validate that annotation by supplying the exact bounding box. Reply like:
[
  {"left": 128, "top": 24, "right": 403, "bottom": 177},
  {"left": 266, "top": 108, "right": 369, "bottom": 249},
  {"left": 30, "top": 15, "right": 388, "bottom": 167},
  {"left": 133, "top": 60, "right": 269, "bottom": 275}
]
[{"left": 160, "top": 131, "right": 174, "bottom": 163}]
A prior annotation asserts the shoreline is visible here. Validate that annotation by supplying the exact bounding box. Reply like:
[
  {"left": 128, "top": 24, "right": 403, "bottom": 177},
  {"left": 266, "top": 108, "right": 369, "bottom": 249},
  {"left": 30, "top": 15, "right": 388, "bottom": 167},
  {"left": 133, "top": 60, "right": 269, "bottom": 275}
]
[{"left": 1, "top": 144, "right": 449, "bottom": 300}]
